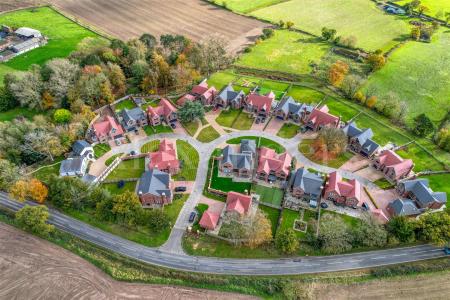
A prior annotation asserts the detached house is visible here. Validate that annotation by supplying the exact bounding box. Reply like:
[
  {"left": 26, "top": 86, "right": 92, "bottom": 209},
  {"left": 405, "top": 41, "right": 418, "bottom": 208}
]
[
  {"left": 148, "top": 139, "right": 180, "bottom": 175},
  {"left": 274, "top": 97, "right": 314, "bottom": 123},
  {"left": 199, "top": 210, "right": 220, "bottom": 231},
  {"left": 324, "top": 171, "right": 362, "bottom": 208},
  {"left": 147, "top": 98, "right": 177, "bottom": 126},
  {"left": 177, "top": 80, "right": 217, "bottom": 106},
  {"left": 288, "top": 168, "right": 324, "bottom": 201},
  {"left": 387, "top": 198, "right": 423, "bottom": 217},
  {"left": 137, "top": 169, "right": 173, "bottom": 207},
  {"left": 219, "top": 139, "right": 257, "bottom": 178},
  {"left": 257, "top": 147, "right": 292, "bottom": 183},
  {"left": 244, "top": 91, "right": 275, "bottom": 117},
  {"left": 119, "top": 107, "right": 148, "bottom": 132},
  {"left": 92, "top": 116, "right": 124, "bottom": 142},
  {"left": 226, "top": 191, "right": 252, "bottom": 216},
  {"left": 343, "top": 122, "right": 380, "bottom": 158},
  {"left": 60, "top": 140, "right": 95, "bottom": 177},
  {"left": 215, "top": 84, "right": 245, "bottom": 109},
  {"left": 373, "top": 150, "right": 414, "bottom": 182},
  {"left": 305, "top": 105, "right": 340, "bottom": 131},
  {"left": 397, "top": 179, "right": 447, "bottom": 210}
]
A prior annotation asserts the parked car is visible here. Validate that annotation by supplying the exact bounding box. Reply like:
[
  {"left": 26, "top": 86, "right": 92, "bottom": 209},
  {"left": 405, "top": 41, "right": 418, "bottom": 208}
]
[
  {"left": 320, "top": 202, "right": 328, "bottom": 209},
  {"left": 189, "top": 211, "right": 197, "bottom": 223},
  {"left": 175, "top": 186, "right": 187, "bottom": 192},
  {"left": 115, "top": 139, "right": 121, "bottom": 146},
  {"left": 170, "top": 123, "right": 176, "bottom": 129},
  {"left": 130, "top": 150, "right": 136, "bottom": 156},
  {"left": 255, "top": 118, "right": 260, "bottom": 124}
]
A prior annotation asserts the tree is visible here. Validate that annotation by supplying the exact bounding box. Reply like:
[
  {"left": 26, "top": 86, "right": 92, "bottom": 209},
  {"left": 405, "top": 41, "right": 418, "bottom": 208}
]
[
  {"left": 146, "top": 209, "right": 170, "bottom": 232},
  {"left": 0, "top": 84, "right": 17, "bottom": 112},
  {"left": 416, "top": 211, "right": 450, "bottom": 246},
  {"left": 28, "top": 178, "right": 48, "bottom": 204},
  {"left": 47, "top": 176, "right": 89, "bottom": 209},
  {"left": 0, "top": 159, "right": 21, "bottom": 191},
  {"left": 411, "top": 26, "right": 421, "bottom": 41},
  {"left": 321, "top": 27, "right": 337, "bottom": 41},
  {"left": 139, "top": 33, "right": 157, "bottom": 50},
  {"left": 178, "top": 100, "right": 205, "bottom": 123},
  {"left": 286, "top": 21, "right": 295, "bottom": 29},
  {"left": 275, "top": 229, "right": 300, "bottom": 254},
  {"left": 189, "top": 34, "right": 232, "bottom": 76},
  {"left": 367, "top": 53, "right": 386, "bottom": 71},
  {"left": 9, "top": 180, "right": 28, "bottom": 202},
  {"left": 53, "top": 109, "right": 72, "bottom": 124},
  {"left": 245, "top": 211, "right": 273, "bottom": 248},
  {"left": 15, "top": 205, "right": 54, "bottom": 237},
  {"left": 8, "top": 65, "right": 44, "bottom": 110},
  {"left": 317, "top": 214, "right": 352, "bottom": 254},
  {"left": 262, "top": 28, "right": 274, "bottom": 39},
  {"left": 387, "top": 216, "right": 416, "bottom": 243},
  {"left": 352, "top": 217, "right": 387, "bottom": 248},
  {"left": 341, "top": 75, "right": 363, "bottom": 99},
  {"left": 328, "top": 60, "right": 349, "bottom": 87},
  {"left": 366, "top": 96, "right": 377, "bottom": 108},
  {"left": 45, "top": 58, "right": 80, "bottom": 106},
  {"left": 106, "top": 63, "right": 126, "bottom": 96},
  {"left": 418, "top": 4, "right": 429, "bottom": 16},
  {"left": 413, "top": 113, "right": 434, "bottom": 137},
  {"left": 111, "top": 191, "right": 143, "bottom": 227},
  {"left": 312, "top": 127, "right": 348, "bottom": 161}
]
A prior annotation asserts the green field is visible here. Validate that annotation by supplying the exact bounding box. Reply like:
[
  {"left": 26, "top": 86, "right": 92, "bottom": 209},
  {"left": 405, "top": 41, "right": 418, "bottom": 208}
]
[
  {"left": 250, "top": 0, "right": 410, "bottom": 51},
  {"left": 206, "top": 71, "right": 239, "bottom": 90},
  {"left": 299, "top": 139, "right": 353, "bottom": 168},
  {"left": 227, "top": 136, "right": 285, "bottom": 153},
  {"left": 197, "top": 125, "right": 220, "bottom": 142},
  {"left": 102, "top": 181, "right": 136, "bottom": 195},
  {"left": 279, "top": 209, "right": 304, "bottom": 238},
  {"left": 236, "top": 30, "right": 330, "bottom": 75},
  {"left": 259, "top": 206, "right": 281, "bottom": 236},
  {"left": 0, "top": 7, "right": 102, "bottom": 85},
  {"left": 364, "top": 30, "right": 450, "bottom": 125},
  {"left": 181, "top": 120, "right": 199, "bottom": 136},
  {"left": 174, "top": 140, "right": 199, "bottom": 181},
  {"left": 397, "top": 144, "right": 444, "bottom": 172},
  {"left": 424, "top": 173, "right": 450, "bottom": 197},
  {"left": 216, "top": 109, "right": 241, "bottom": 128},
  {"left": 0, "top": 107, "right": 39, "bottom": 122},
  {"left": 93, "top": 143, "right": 111, "bottom": 158},
  {"left": 211, "top": 0, "right": 284, "bottom": 13},
  {"left": 231, "top": 111, "right": 254, "bottom": 130},
  {"left": 210, "top": 160, "right": 252, "bottom": 193},
  {"left": 277, "top": 123, "right": 300, "bottom": 138},
  {"left": 140, "top": 140, "right": 160, "bottom": 153},
  {"left": 253, "top": 185, "right": 284, "bottom": 207},
  {"left": 395, "top": 0, "right": 450, "bottom": 17},
  {"left": 286, "top": 85, "right": 325, "bottom": 103},
  {"left": 106, "top": 158, "right": 145, "bottom": 180}
]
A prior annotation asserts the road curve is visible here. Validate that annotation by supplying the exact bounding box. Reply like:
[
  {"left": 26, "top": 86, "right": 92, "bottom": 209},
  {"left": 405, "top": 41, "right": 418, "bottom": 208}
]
[{"left": 0, "top": 194, "right": 446, "bottom": 276}]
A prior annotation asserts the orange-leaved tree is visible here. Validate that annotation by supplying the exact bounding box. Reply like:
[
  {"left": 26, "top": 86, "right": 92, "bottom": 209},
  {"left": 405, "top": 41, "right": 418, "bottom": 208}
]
[{"left": 28, "top": 179, "right": 48, "bottom": 204}]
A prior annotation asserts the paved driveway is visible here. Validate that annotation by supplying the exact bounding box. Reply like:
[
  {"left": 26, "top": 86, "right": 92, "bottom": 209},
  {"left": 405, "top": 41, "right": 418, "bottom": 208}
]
[{"left": 263, "top": 118, "right": 284, "bottom": 135}]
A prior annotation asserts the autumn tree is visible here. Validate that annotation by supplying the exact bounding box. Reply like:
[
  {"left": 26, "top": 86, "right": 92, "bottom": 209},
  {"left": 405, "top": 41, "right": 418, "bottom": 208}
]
[
  {"left": 15, "top": 205, "right": 54, "bottom": 237},
  {"left": 328, "top": 60, "right": 349, "bottom": 87},
  {"left": 7, "top": 65, "right": 44, "bottom": 110},
  {"left": 245, "top": 211, "right": 273, "bottom": 248},
  {"left": 275, "top": 228, "right": 300, "bottom": 254},
  {"left": 312, "top": 127, "right": 348, "bottom": 162},
  {"left": 106, "top": 63, "right": 126, "bottom": 96},
  {"left": 387, "top": 216, "right": 416, "bottom": 243},
  {"left": 416, "top": 211, "right": 450, "bottom": 246},
  {"left": 111, "top": 191, "right": 143, "bottom": 227},
  {"left": 316, "top": 213, "right": 352, "bottom": 254},
  {"left": 9, "top": 180, "right": 28, "bottom": 202},
  {"left": 367, "top": 52, "right": 386, "bottom": 71},
  {"left": 28, "top": 178, "right": 48, "bottom": 204},
  {"left": 366, "top": 95, "right": 377, "bottom": 108},
  {"left": 45, "top": 58, "right": 80, "bottom": 106},
  {"left": 53, "top": 108, "right": 72, "bottom": 124},
  {"left": 189, "top": 34, "right": 232, "bottom": 76},
  {"left": 286, "top": 21, "right": 295, "bottom": 29}
]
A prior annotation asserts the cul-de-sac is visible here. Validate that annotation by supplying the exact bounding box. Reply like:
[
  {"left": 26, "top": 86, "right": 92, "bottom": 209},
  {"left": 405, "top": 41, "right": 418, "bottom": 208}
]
[{"left": 0, "top": 0, "right": 449, "bottom": 299}]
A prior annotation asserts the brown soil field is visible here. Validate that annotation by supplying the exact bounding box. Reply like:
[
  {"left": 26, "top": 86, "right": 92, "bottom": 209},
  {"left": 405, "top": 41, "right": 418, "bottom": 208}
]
[
  {"left": 0, "top": 223, "right": 256, "bottom": 300},
  {"left": 48, "top": 0, "right": 266, "bottom": 52},
  {"left": 0, "top": 0, "right": 41, "bottom": 13}
]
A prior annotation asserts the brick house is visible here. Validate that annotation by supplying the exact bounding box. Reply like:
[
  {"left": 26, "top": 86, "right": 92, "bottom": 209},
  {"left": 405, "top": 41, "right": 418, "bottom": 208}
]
[
  {"left": 137, "top": 169, "right": 173, "bottom": 207},
  {"left": 387, "top": 198, "right": 423, "bottom": 217},
  {"left": 119, "top": 107, "right": 148, "bottom": 132},
  {"left": 342, "top": 122, "right": 380, "bottom": 158},
  {"left": 274, "top": 96, "right": 314, "bottom": 123},
  {"left": 199, "top": 210, "right": 220, "bottom": 230},
  {"left": 219, "top": 139, "right": 257, "bottom": 178},
  {"left": 372, "top": 150, "right": 414, "bottom": 182},
  {"left": 177, "top": 80, "right": 217, "bottom": 106},
  {"left": 147, "top": 98, "right": 178, "bottom": 126},
  {"left": 305, "top": 105, "right": 340, "bottom": 131},
  {"left": 396, "top": 179, "right": 447, "bottom": 210},
  {"left": 226, "top": 191, "right": 252, "bottom": 216},
  {"left": 148, "top": 139, "right": 180, "bottom": 175},
  {"left": 256, "top": 147, "right": 292, "bottom": 183},
  {"left": 288, "top": 167, "right": 324, "bottom": 201},
  {"left": 92, "top": 116, "right": 124, "bottom": 142},
  {"left": 324, "top": 171, "right": 362, "bottom": 208},
  {"left": 214, "top": 84, "right": 246, "bottom": 109},
  {"left": 244, "top": 91, "right": 276, "bottom": 117}
]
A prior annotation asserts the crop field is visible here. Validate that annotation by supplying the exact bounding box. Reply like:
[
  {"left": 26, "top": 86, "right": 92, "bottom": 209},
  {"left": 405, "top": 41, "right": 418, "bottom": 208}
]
[
  {"left": 0, "top": 7, "right": 101, "bottom": 85},
  {"left": 49, "top": 0, "right": 265, "bottom": 51},
  {"left": 244, "top": 0, "right": 411, "bottom": 51},
  {"left": 0, "top": 0, "right": 39, "bottom": 12},
  {"left": 394, "top": 0, "right": 450, "bottom": 17},
  {"left": 364, "top": 30, "right": 450, "bottom": 126}
]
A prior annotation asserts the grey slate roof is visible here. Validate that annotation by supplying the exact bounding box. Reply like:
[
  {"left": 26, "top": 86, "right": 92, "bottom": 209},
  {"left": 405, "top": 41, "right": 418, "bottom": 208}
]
[
  {"left": 343, "top": 122, "right": 380, "bottom": 155},
  {"left": 218, "top": 84, "right": 245, "bottom": 105},
  {"left": 122, "top": 107, "right": 145, "bottom": 124},
  {"left": 277, "top": 96, "right": 314, "bottom": 116},
  {"left": 72, "top": 140, "right": 92, "bottom": 156},
  {"left": 222, "top": 145, "right": 252, "bottom": 170},
  {"left": 60, "top": 157, "right": 85, "bottom": 175},
  {"left": 15, "top": 27, "right": 42, "bottom": 38},
  {"left": 402, "top": 179, "right": 447, "bottom": 207},
  {"left": 11, "top": 38, "right": 40, "bottom": 53},
  {"left": 289, "top": 167, "right": 324, "bottom": 197},
  {"left": 389, "top": 198, "right": 422, "bottom": 216},
  {"left": 138, "top": 169, "right": 171, "bottom": 198},
  {"left": 240, "top": 139, "right": 256, "bottom": 156}
]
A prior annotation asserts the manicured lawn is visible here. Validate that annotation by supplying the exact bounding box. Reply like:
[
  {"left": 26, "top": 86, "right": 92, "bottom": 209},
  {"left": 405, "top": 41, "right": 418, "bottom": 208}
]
[
  {"left": 259, "top": 206, "right": 281, "bottom": 237},
  {"left": 102, "top": 181, "right": 136, "bottom": 195},
  {"left": 114, "top": 99, "right": 135, "bottom": 112},
  {"left": 210, "top": 160, "right": 252, "bottom": 193},
  {"left": 253, "top": 185, "right": 284, "bottom": 207},
  {"left": 197, "top": 125, "right": 220, "bottom": 143},
  {"left": 299, "top": 139, "right": 353, "bottom": 168},
  {"left": 277, "top": 123, "right": 300, "bottom": 138},
  {"left": 0, "top": 7, "right": 102, "bottom": 85},
  {"left": 231, "top": 111, "right": 254, "bottom": 130},
  {"left": 206, "top": 71, "right": 239, "bottom": 90},
  {"left": 279, "top": 209, "right": 304, "bottom": 238},
  {"left": 32, "top": 157, "right": 64, "bottom": 183},
  {"left": 423, "top": 173, "right": 450, "bottom": 198},
  {"left": 211, "top": 0, "right": 284, "bottom": 13},
  {"left": 236, "top": 30, "right": 330, "bottom": 75},
  {"left": 105, "top": 153, "right": 123, "bottom": 166},
  {"left": 93, "top": 143, "right": 111, "bottom": 158},
  {"left": 286, "top": 85, "right": 325, "bottom": 104},
  {"left": 215, "top": 109, "right": 241, "bottom": 128},
  {"left": 174, "top": 140, "right": 199, "bottom": 181},
  {"left": 363, "top": 30, "right": 450, "bottom": 125},
  {"left": 259, "top": 79, "right": 290, "bottom": 93},
  {"left": 0, "top": 107, "right": 40, "bottom": 122},
  {"left": 181, "top": 120, "right": 199, "bottom": 136},
  {"left": 143, "top": 124, "right": 173, "bottom": 136},
  {"left": 321, "top": 97, "right": 359, "bottom": 122},
  {"left": 140, "top": 140, "right": 160, "bottom": 153},
  {"left": 374, "top": 178, "right": 394, "bottom": 189},
  {"left": 397, "top": 144, "right": 445, "bottom": 172},
  {"left": 396, "top": 0, "right": 450, "bottom": 17},
  {"left": 105, "top": 158, "right": 145, "bottom": 180},
  {"left": 227, "top": 136, "right": 285, "bottom": 153},
  {"left": 250, "top": 0, "right": 410, "bottom": 51}
]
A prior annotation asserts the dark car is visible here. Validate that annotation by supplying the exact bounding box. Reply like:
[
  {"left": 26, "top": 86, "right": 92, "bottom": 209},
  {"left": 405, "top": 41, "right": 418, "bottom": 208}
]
[
  {"left": 320, "top": 202, "right": 328, "bottom": 209},
  {"left": 130, "top": 150, "right": 136, "bottom": 156},
  {"left": 255, "top": 118, "right": 260, "bottom": 124},
  {"left": 189, "top": 212, "right": 197, "bottom": 223},
  {"left": 170, "top": 123, "right": 176, "bottom": 129},
  {"left": 175, "top": 186, "right": 187, "bottom": 192}
]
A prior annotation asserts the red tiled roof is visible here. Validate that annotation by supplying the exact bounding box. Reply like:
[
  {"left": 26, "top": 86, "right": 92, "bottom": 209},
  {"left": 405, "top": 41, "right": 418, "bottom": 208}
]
[
  {"left": 177, "top": 94, "right": 196, "bottom": 106},
  {"left": 226, "top": 191, "right": 251, "bottom": 215},
  {"left": 148, "top": 139, "right": 180, "bottom": 171},
  {"left": 257, "top": 147, "right": 292, "bottom": 176},
  {"left": 93, "top": 116, "right": 124, "bottom": 139},
  {"left": 247, "top": 92, "right": 274, "bottom": 112},
  {"left": 307, "top": 105, "right": 340, "bottom": 128},
  {"left": 148, "top": 98, "right": 177, "bottom": 118},
  {"left": 325, "top": 171, "right": 362, "bottom": 204},
  {"left": 377, "top": 150, "right": 413, "bottom": 179},
  {"left": 199, "top": 210, "right": 220, "bottom": 230}
]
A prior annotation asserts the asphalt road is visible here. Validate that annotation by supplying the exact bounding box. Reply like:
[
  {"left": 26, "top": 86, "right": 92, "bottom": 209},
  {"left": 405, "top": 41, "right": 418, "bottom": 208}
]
[{"left": 0, "top": 194, "right": 446, "bottom": 276}]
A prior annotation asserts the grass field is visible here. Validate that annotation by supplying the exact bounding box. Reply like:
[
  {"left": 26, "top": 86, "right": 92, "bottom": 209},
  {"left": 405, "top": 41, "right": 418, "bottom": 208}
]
[
  {"left": 279, "top": 209, "right": 304, "bottom": 238},
  {"left": 259, "top": 206, "right": 281, "bottom": 236},
  {"left": 93, "top": 143, "right": 111, "bottom": 158},
  {"left": 140, "top": 140, "right": 160, "bottom": 153},
  {"left": 215, "top": 109, "right": 241, "bottom": 128},
  {"left": 321, "top": 97, "right": 360, "bottom": 121},
  {"left": 397, "top": 144, "right": 445, "bottom": 172},
  {"left": 206, "top": 71, "right": 239, "bottom": 90},
  {"left": 33, "top": 158, "right": 64, "bottom": 183},
  {"left": 231, "top": 111, "right": 254, "bottom": 130},
  {"left": 211, "top": 0, "right": 284, "bottom": 13},
  {"left": 0, "top": 7, "right": 101, "bottom": 85},
  {"left": 253, "top": 185, "right": 284, "bottom": 207},
  {"left": 227, "top": 136, "right": 285, "bottom": 153},
  {"left": 102, "top": 181, "right": 136, "bottom": 195},
  {"left": 197, "top": 125, "right": 220, "bottom": 142},
  {"left": 210, "top": 160, "right": 252, "bottom": 193},
  {"left": 0, "top": 107, "right": 39, "bottom": 122},
  {"left": 236, "top": 30, "right": 330, "bottom": 75},
  {"left": 143, "top": 124, "right": 173, "bottom": 136},
  {"left": 105, "top": 153, "right": 123, "bottom": 166},
  {"left": 249, "top": 0, "right": 410, "bottom": 51},
  {"left": 364, "top": 30, "right": 450, "bottom": 125},
  {"left": 286, "top": 85, "right": 326, "bottom": 103},
  {"left": 114, "top": 99, "right": 135, "bottom": 112},
  {"left": 174, "top": 140, "right": 199, "bottom": 181},
  {"left": 277, "top": 123, "right": 300, "bottom": 138},
  {"left": 424, "top": 173, "right": 450, "bottom": 197},
  {"left": 181, "top": 120, "right": 199, "bottom": 136},
  {"left": 394, "top": 0, "right": 450, "bottom": 17},
  {"left": 105, "top": 158, "right": 145, "bottom": 180},
  {"left": 299, "top": 139, "right": 353, "bottom": 168}
]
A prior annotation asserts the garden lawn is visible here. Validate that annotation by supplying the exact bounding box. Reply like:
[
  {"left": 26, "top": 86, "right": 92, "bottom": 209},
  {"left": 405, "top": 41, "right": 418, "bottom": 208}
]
[
  {"left": 0, "top": 107, "right": 39, "bottom": 122},
  {"left": 259, "top": 206, "right": 280, "bottom": 237},
  {"left": 363, "top": 30, "right": 450, "bottom": 125},
  {"left": 395, "top": 0, "right": 450, "bottom": 17},
  {"left": 102, "top": 181, "right": 136, "bottom": 195},
  {"left": 210, "top": 0, "right": 284, "bottom": 13},
  {"left": 253, "top": 185, "right": 284, "bottom": 207},
  {"left": 114, "top": 99, "right": 135, "bottom": 112},
  {"left": 140, "top": 140, "right": 160, "bottom": 153},
  {"left": 279, "top": 209, "right": 304, "bottom": 238},
  {"left": 277, "top": 123, "right": 300, "bottom": 138},
  {"left": 143, "top": 124, "right": 173, "bottom": 136},
  {"left": 0, "top": 7, "right": 102, "bottom": 85},
  {"left": 93, "top": 143, "right": 111, "bottom": 158},
  {"left": 287, "top": 85, "right": 325, "bottom": 103},
  {"left": 206, "top": 71, "right": 239, "bottom": 90},
  {"left": 32, "top": 157, "right": 64, "bottom": 183},
  {"left": 105, "top": 158, "right": 145, "bottom": 180},
  {"left": 236, "top": 30, "right": 330, "bottom": 75},
  {"left": 210, "top": 160, "right": 252, "bottom": 193},
  {"left": 250, "top": 0, "right": 410, "bottom": 51},
  {"left": 197, "top": 125, "right": 220, "bottom": 143},
  {"left": 321, "top": 210, "right": 360, "bottom": 230},
  {"left": 299, "top": 139, "right": 353, "bottom": 168},
  {"left": 182, "top": 120, "right": 199, "bottom": 136},
  {"left": 227, "top": 136, "right": 285, "bottom": 153},
  {"left": 215, "top": 109, "right": 241, "bottom": 128},
  {"left": 105, "top": 153, "right": 123, "bottom": 166},
  {"left": 396, "top": 144, "right": 445, "bottom": 172},
  {"left": 231, "top": 111, "right": 254, "bottom": 130},
  {"left": 423, "top": 173, "right": 450, "bottom": 198},
  {"left": 174, "top": 140, "right": 199, "bottom": 181},
  {"left": 321, "top": 97, "right": 359, "bottom": 122}
]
